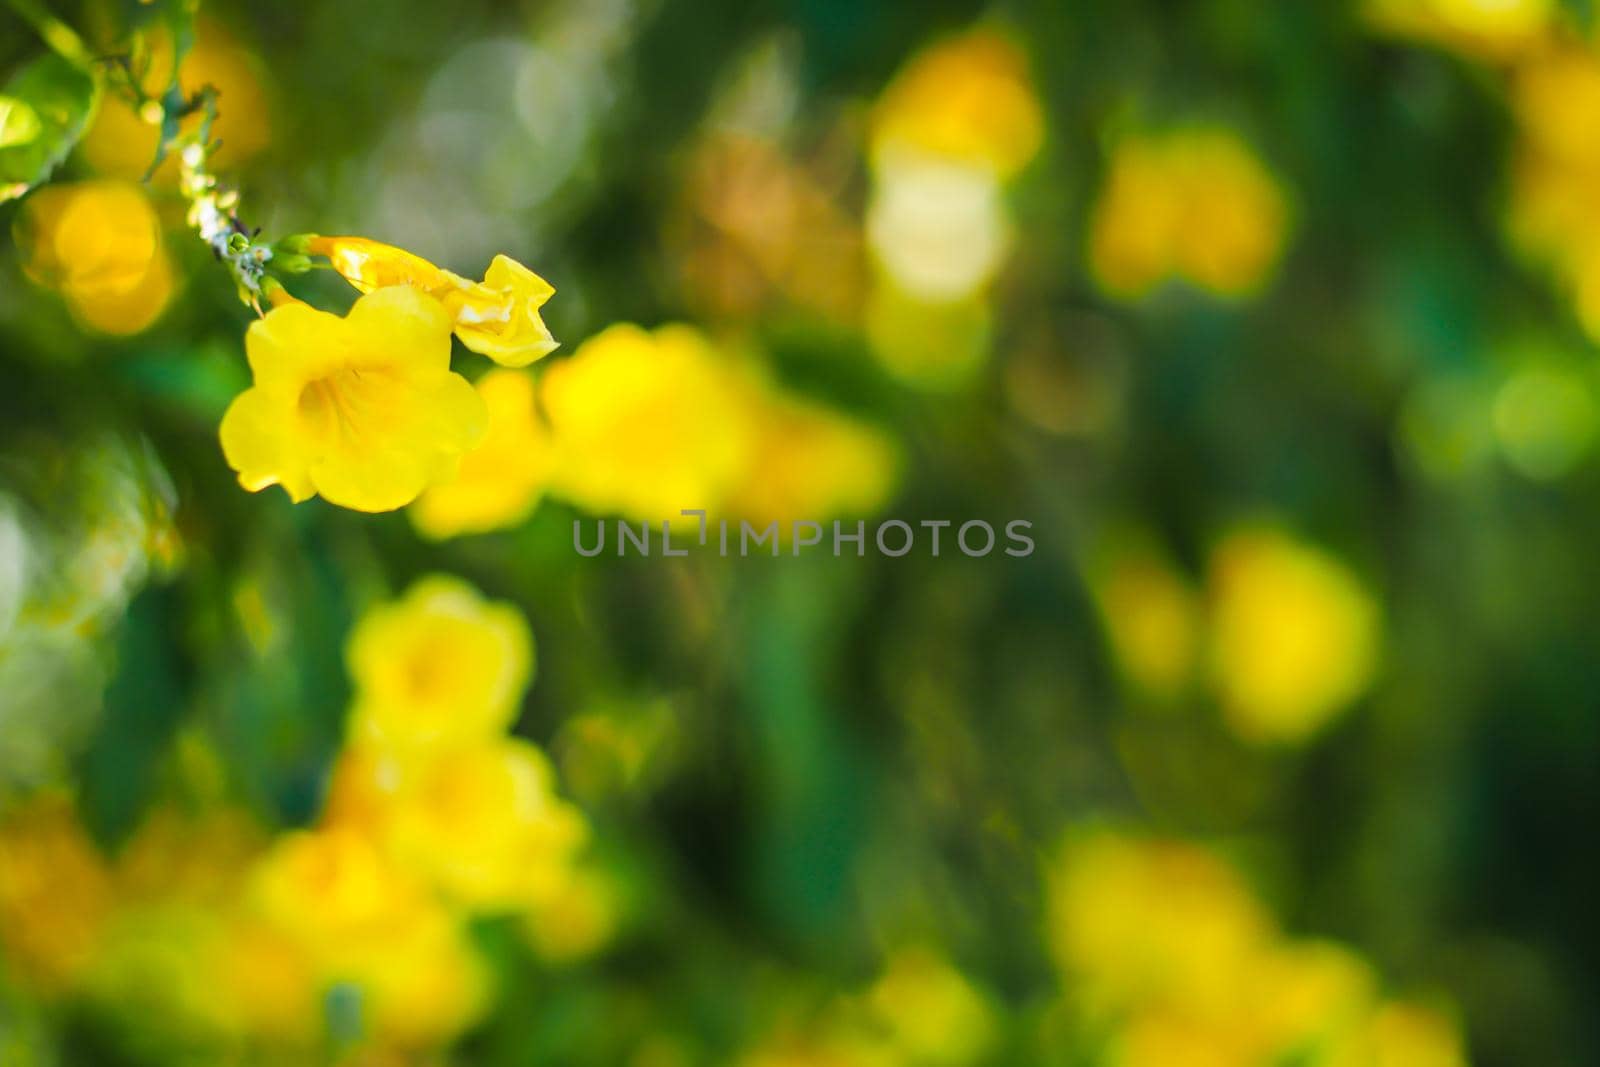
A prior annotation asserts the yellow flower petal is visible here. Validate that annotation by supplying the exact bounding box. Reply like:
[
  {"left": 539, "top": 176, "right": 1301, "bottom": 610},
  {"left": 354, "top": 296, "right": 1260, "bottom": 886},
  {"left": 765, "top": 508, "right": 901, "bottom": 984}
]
[
  {"left": 451, "top": 254, "right": 559, "bottom": 367},
  {"left": 410, "top": 368, "right": 554, "bottom": 539}
]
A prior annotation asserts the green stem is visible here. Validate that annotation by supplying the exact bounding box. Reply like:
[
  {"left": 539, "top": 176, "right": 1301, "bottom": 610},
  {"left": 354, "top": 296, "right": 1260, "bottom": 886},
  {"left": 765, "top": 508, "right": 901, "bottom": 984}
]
[{"left": 2, "top": 0, "right": 94, "bottom": 71}]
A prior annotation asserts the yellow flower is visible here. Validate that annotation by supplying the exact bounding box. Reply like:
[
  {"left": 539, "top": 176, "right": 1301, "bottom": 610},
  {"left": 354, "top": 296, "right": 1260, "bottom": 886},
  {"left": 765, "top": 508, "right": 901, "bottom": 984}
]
[
  {"left": 328, "top": 738, "right": 587, "bottom": 910},
  {"left": 248, "top": 827, "right": 487, "bottom": 1047},
  {"left": 871, "top": 28, "right": 1044, "bottom": 179},
  {"left": 310, "top": 237, "right": 559, "bottom": 367},
  {"left": 80, "top": 18, "right": 271, "bottom": 181},
  {"left": 1090, "top": 535, "right": 1201, "bottom": 702},
  {"left": 345, "top": 575, "right": 533, "bottom": 749},
  {"left": 1365, "top": 0, "right": 1556, "bottom": 60},
  {"left": 866, "top": 947, "right": 995, "bottom": 1065},
  {"left": 523, "top": 865, "right": 620, "bottom": 963},
  {"left": 1207, "top": 526, "right": 1380, "bottom": 744},
  {"left": 1089, "top": 129, "right": 1289, "bottom": 300},
  {"left": 0, "top": 795, "right": 112, "bottom": 995},
  {"left": 541, "top": 324, "right": 756, "bottom": 521},
  {"left": 16, "top": 180, "right": 174, "bottom": 335},
  {"left": 218, "top": 286, "right": 487, "bottom": 512},
  {"left": 410, "top": 369, "right": 554, "bottom": 539},
  {"left": 723, "top": 383, "right": 899, "bottom": 528},
  {"left": 1047, "top": 832, "right": 1273, "bottom": 1018}
]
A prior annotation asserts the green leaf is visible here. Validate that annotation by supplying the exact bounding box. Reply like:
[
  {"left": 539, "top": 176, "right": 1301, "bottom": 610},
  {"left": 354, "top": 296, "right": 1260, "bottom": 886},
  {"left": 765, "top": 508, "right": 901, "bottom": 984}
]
[
  {"left": 0, "top": 96, "right": 42, "bottom": 149},
  {"left": 0, "top": 52, "right": 98, "bottom": 203}
]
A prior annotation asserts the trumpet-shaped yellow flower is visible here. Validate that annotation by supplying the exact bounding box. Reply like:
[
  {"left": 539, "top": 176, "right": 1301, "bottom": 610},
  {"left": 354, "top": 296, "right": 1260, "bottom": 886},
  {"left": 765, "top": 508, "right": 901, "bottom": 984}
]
[
  {"left": 329, "top": 739, "right": 587, "bottom": 910},
  {"left": 541, "top": 324, "right": 757, "bottom": 521},
  {"left": 310, "top": 237, "right": 559, "bottom": 367},
  {"left": 1207, "top": 527, "right": 1380, "bottom": 744},
  {"left": 17, "top": 181, "right": 174, "bottom": 335},
  {"left": 346, "top": 575, "right": 533, "bottom": 749},
  {"left": 219, "top": 286, "right": 487, "bottom": 512},
  {"left": 410, "top": 369, "right": 554, "bottom": 539},
  {"left": 1089, "top": 129, "right": 1289, "bottom": 300},
  {"left": 871, "top": 28, "right": 1043, "bottom": 179}
]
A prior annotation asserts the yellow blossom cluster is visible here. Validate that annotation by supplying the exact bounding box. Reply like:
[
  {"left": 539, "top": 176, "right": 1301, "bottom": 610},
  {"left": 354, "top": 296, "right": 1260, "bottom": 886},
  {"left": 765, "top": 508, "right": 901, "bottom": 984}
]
[
  {"left": 1088, "top": 128, "right": 1289, "bottom": 300},
  {"left": 1048, "top": 831, "right": 1470, "bottom": 1067},
  {"left": 411, "top": 322, "right": 899, "bottom": 538},
  {"left": 0, "top": 576, "right": 601, "bottom": 1056},
  {"left": 220, "top": 237, "right": 557, "bottom": 513},
  {"left": 1090, "top": 524, "right": 1380, "bottom": 744},
  {"left": 865, "top": 28, "right": 1043, "bottom": 387},
  {"left": 16, "top": 180, "right": 175, "bottom": 334}
]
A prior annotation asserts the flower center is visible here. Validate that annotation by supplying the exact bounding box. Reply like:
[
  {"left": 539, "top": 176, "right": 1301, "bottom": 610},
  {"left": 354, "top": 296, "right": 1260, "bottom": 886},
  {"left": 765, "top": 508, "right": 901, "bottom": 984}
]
[{"left": 297, "top": 367, "right": 390, "bottom": 444}]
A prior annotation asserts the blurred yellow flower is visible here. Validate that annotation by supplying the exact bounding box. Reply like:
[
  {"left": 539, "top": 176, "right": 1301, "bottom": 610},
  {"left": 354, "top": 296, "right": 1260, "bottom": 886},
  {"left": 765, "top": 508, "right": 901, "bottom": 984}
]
[
  {"left": 410, "top": 368, "right": 554, "bottom": 539},
  {"left": 80, "top": 17, "right": 271, "bottom": 181},
  {"left": 346, "top": 575, "right": 533, "bottom": 749},
  {"left": 219, "top": 286, "right": 487, "bottom": 511},
  {"left": 1365, "top": 0, "right": 1556, "bottom": 60},
  {"left": 1504, "top": 48, "right": 1600, "bottom": 342},
  {"left": 724, "top": 385, "right": 899, "bottom": 528},
  {"left": 1337, "top": 1001, "right": 1470, "bottom": 1067},
  {"left": 1089, "top": 128, "right": 1289, "bottom": 300},
  {"left": 866, "top": 286, "right": 991, "bottom": 389},
  {"left": 1207, "top": 526, "right": 1380, "bottom": 745},
  {"left": 311, "top": 237, "right": 559, "bottom": 367},
  {"left": 1513, "top": 48, "right": 1600, "bottom": 166},
  {"left": 0, "top": 795, "right": 111, "bottom": 994},
  {"left": 329, "top": 738, "right": 586, "bottom": 910},
  {"left": 249, "top": 827, "right": 487, "bottom": 1046},
  {"left": 1090, "top": 537, "right": 1201, "bottom": 702},
  {"left": 208, "top": 914, "right": 320, "bottom": 1043},
  {"left": 17, "top": 180, "right": 174, "bottom": 334},
  {"left": 1049, "top": 832, "right": 1467, "bottom": 1066},
  {"left": 523, "top": 864, "right": 622, "bottom": 963},
  {"left": 871, "top": 28, "right": 1043, "bottom": 179},
  {"left": 541, "top": 323, "right": 756, "bottom": 521},
  {"left": 1047, "top": 831, "right": 1272, "bottom": 1018},
  {"left": 865, "top": 947, "right": 995, "bottom": 1065}
]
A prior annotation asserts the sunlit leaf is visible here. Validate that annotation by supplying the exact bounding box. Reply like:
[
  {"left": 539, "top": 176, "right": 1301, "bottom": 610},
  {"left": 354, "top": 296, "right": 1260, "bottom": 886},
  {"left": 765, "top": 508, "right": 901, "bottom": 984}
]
[
  {"left": 0, "top": 52, "right": 98, "bottom": 203},
  {"left": 0, "top": 95, "right": 42, "bottom": 149}
]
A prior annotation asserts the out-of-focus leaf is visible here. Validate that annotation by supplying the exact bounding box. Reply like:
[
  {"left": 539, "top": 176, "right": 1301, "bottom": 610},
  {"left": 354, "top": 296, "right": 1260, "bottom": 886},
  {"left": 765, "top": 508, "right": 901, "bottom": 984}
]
[
  {"left": 0, "top": 96, "right": 43, "bottom": 149},
  {"left": 0, "top": 53, "right": 98, "bottom": 203}
]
